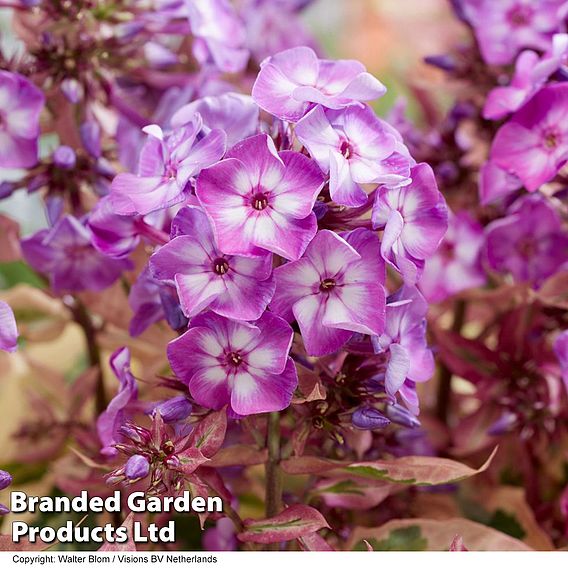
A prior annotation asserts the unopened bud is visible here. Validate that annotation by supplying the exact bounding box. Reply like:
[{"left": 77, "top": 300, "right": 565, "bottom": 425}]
[
  {"left": 124, "top": 455, "right": 150, "bottom": 481},
  {"left": 352, "top": 407, "right": 390, "bottom": 430}
]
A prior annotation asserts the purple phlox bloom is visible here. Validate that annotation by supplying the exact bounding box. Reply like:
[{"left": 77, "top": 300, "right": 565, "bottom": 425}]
[
  {"left": 554, "top": 330, "right": 568, "bottom": 392},
  {"left": 372, "top": 286, "right": 434, "bottom": 400},
  {"left": 97, "top": 347, "right": 139, "bottom": 456},
  {"left": 352, "top": 406, "right": 390, "bottom": 430},
  {"left": 0, "top": 301, "right": 18, "bottom": 353},
  {"left": 167, "top": 311, "right": 298, "bottom": 416},
  {"left": 295, "top": 105, "right": 412, "bottom": 207},
  {"left": 125, "top": 454, "right": 151, "bottom": 481},
  {"left": 420, "top": 211, "right": 486, "bottom": 303},
  {"left": 144, "top": 42, "right": 179, "bottom": 68},
  {"left": 483, "top": 195, "right": 568, "bottom": 285},
  {"left": 21, "top": 215, "right": 132, "bottom": 293},
  {"left": 484, "top": 34, "right": 568, "bottom": 120},
  {"left": 0, "top": 70, "right": 44, "bottom": 168},
  {"left": 196, "top": 133, "right": 324, "bottom": 261},
  {"left": 203, "top": 517, "right": 237, "bottom": 551},
  {"left": 252, "top": 46, "right": 387, "bottom": 122},
  {"left": 89, "top": 196, "right": 140, "bottom": 258},
  {"left": 150, "top": 206, "right": 275, "bottom": 321},
  {"left": 240, "top": 0, "right": 318, "bottom": 64},
  {"left": 80, "top": 120, "right": 102, "bottom": 159},
  {"left": 171, "top": 92, "right": 259, "bottom": 148},
  {"left": 110, "top": 116, "right": 226, "bottom": 216},
  {"left": 479, "top": 159, "right": 524, "bottom": 205},
  {"left": 491, "top": 84, "right": 568, "bottom": 192},
  {"left": 152, "top": 395, "right": 193, "bottom": 424},
  {"left": 270, "top": 228, "right": 386, "bottom": 356},
  {"left": 128, "top": 266, "right": 188, "bottom": 337},
  {"left": 187, "top": 0, "right": 249, "bottom": 73},
  {"left": 372, "top": 163, "right": 448, "bottom": 285},
  {"left": 465, "top": 0, "right": 568, "bottom": 65}
]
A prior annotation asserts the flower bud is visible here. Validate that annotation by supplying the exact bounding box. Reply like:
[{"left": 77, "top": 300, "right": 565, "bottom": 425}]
[
  {"left": 352, "top": 407, "right": 390, "bottom": 430},
  {"left": 118, "top": 423, "right": 151, "bottom": 446},
  {"left": 385, "top": 404, "right": 421, "bottom": 428},
  {"left": 80, "top": 121, "right": 102, "bottom": 158},
  {"left": 0, "top": 470, "right": 12, "bottom": 491},
  {"left": 53, "top": 146, "right": 76, "bottom": 169},
  {"left": 124, "top": 455, "right": 150, "bottom": 481},
  {"left": 154, "top": 396, "right": 192, "bottom": 424},
  {"left": 0, "top": 504, "right": 9, "bottom": 516},
  {"left": 61, "top": 78, "right": 84, "bottom": 104}
]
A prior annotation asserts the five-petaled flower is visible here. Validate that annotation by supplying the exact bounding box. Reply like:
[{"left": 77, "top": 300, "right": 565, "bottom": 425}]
[
  {"left": 196, "top": 133, "right": 324, "bottom": 261},
  {"left": 167, "top": 311, "right": 298, "bottom": 416},
  {"left": 270, "top": 228, "right": 386, "bottom": 356}
]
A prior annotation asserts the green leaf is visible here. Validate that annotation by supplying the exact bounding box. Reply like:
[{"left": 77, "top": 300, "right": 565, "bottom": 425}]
[{"left": 353, "top": 527, "right": 427, "bottom": 551}]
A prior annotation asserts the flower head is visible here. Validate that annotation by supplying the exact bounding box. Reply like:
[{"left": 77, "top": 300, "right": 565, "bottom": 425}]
[
  {"left": 491, "top": 83, "right": 568, "bottom": 191},
  {"left": 484, "top": 195, "right": 568, "bottom": 285},
  {"left": 167, "top": 311, "right": 298, "bottom": 416},
  {"left": 0, "top": 71, "right": 44, "bottom": 168},
  {"left": 0, "top": 469, "right": 12, "bottom": 516},
  {"left": 420, "top": 211, "right": 486, "bottom": 303},
  {"left": 270, "top": 228, "right": 386, "bottom": 356},
  {"left": 196, "top": 133, "right": 324, "bottom": 260},
  {"left": 372, "top": 163, "right": 448, "bottom": 285},
  {"left": 21, "top": 215, "right": 132, "bottom": 293},
  {"left": 150, "top": 206, "right": 275, "bottom": 320},
  {"left": 464, "top": 0, "right": 567, "bottom": 65},
  {"left": 295, "top": 105, "right": 411, "bottom": 206},
  {"left": 110, "top": 117, "right": 226, "bottom": 216},
  {"left": 252, "top": 46, "right": 386, "bottom": 122}
]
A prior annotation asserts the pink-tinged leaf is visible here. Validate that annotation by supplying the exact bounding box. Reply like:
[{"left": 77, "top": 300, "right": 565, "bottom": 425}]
[
  {"left": 292, "top": 369, "right": 327, "bottom": 404},
  {"left": 188, "top": 478, "right": 212, "bottom": 529},
  {"left": 283, "top": 447, "right": 498, "bottom": 486},
  {"left": 99, "top": 513, "right": 136, "bottom": 551},
  {"left": 207, "top": 446, "right": 268, "bottom": 468},
  {"left": 298, "top": 532, "right": 335, "bottom": 551},
  {"left": 363, "top": 539, "right": 374, "bottom": 551},
  {"left": 188, "top": 408, "right": 227, "bottom": 458},
  {"left": 343, "top": 447, "right": 498, "bottom": 485},
  {"left": 175, "top": 447, "right": 209, "bottom": 475},
  {"left": 449, "top": 535, "right": 468, "bottom": 551},
  {"left": 237, "top": 505, "right": 330, "bottom": 544},
  {"left": 197, "top": 467, "right": 233, "bottom": 502},
  {"left": 314, "top": 478, "right": 397, "bottom": 510},
  {"left": 348, "top": 518, "right": 533, "bottom": 551}
]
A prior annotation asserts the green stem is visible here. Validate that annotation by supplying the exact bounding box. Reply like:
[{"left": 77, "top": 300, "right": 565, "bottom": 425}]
[
  {"left": 265, "top": 411, "right": 282, "bottom": 550},
  {"left": 436, "top": 299, "right": 466, "bottom": 426}
]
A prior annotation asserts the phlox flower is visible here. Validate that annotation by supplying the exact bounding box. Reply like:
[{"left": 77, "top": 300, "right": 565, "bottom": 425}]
[
  {"left": 270, "top": 228, "right": 386, "bottom": 356},
  {"left": 196, "top": 133, "right": 324, "bottom": 261},
  {"left": 167, "top": 312, "right": 297, "bottom": 416},
  {"left": 0, "top": 301, "right": 18, "bottom": 353}
]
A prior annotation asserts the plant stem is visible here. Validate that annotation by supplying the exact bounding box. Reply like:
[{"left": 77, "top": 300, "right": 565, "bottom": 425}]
[
  {"left": 265, "top": 411, "right": 282, "bottom": 550},
  {"left": 436, "top": 299, "right": 466, "bottom": 425},
  {"left": 70, "top": 298, "right": 106, "bottom": 416}
]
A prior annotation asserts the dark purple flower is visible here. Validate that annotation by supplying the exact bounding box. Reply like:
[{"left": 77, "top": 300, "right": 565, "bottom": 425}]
[
  {"left": 96, "top": 347, "right": 139, "bottom": 456},
  {"left": 0, "top": 70, "right": 44, "bottom": 168},
  {"left": 479, "top": 160, "right": 523, "bottom": 205},
  {"left": 352, "top": 407, "right": 390, "bottom": 430},
  {"left": 490, "top": 84, "right": 568, "bottom": 191},
  {"left": 21, "top": 215, "right": 132, "bottom": 293},
  {"left": 484, "top": 195, "right": 568, "bottom": 285},
  {"left": 0, "top": 470, "right": 12, "bottom": 491},
  {"left": 0, "top": 301, "right": 18, "bottom": 353},
  {"left": 168, "top": 311, "right": 297, "bottom": 416},
  {"left": 124, "top": 455, "right": 151, "bottom": 481},
  {"left": 153, "top": 396, "right": 192, "bottom": 424},
  {"left": 270, "top": 228, "right": 386, "bottom": 356}
]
